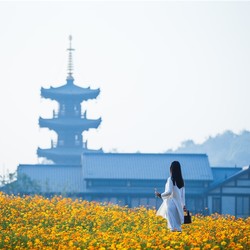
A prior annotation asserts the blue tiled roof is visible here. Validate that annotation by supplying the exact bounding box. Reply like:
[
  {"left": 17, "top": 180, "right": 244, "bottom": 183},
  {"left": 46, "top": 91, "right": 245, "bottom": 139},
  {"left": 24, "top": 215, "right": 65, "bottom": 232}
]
[
  {"left": 18, "top": 164, "right": 86, "bottom": 193},
  {"left": 82, "top": 153, "right": 213, "bottom": 181},
  {"left": 207, "top": 166, "right": 250, "bottom": 191},
  {"left": 211, "top": 167, "right": 242, "bottom": 184}
]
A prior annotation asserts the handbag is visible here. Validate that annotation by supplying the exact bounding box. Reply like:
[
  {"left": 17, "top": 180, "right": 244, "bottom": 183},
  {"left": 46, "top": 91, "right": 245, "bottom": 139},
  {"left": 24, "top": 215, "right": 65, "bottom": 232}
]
[{"left": 184, "top": 210, "right": 192, "bottom": 224}]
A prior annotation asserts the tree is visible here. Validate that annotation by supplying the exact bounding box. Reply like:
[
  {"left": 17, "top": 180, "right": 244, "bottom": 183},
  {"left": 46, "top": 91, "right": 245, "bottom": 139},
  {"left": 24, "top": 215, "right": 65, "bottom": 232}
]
[{"left": 0, "top": 171, "right": 41, "bottom": 194}]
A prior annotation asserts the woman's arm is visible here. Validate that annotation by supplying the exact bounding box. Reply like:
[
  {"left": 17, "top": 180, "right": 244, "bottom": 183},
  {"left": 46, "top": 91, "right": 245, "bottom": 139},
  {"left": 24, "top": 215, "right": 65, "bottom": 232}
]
[{"left": 161, "top": 177, "right": 173, "bottom": 199}]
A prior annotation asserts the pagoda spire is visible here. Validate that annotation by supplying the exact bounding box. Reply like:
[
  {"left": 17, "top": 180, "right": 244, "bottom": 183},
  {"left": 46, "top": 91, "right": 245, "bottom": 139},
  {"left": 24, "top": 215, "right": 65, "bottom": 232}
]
[{"left": 67, "top": 35, "right": 75, "bottom": 81}]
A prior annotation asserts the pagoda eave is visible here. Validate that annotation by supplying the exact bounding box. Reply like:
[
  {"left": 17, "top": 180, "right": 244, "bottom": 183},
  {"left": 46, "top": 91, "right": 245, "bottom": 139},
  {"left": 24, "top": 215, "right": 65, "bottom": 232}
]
[
  {"left": 41, "top": 87, "right": 100, "bottom": 102},
  {"left": 39, "top": 117, "right": 101, "bottom": 130},
  {"left": 37, "top": 147, "right": 103, "bottom": 157},
  {"left": 37, "top": 149, "right": 81, "bottom": 164}
]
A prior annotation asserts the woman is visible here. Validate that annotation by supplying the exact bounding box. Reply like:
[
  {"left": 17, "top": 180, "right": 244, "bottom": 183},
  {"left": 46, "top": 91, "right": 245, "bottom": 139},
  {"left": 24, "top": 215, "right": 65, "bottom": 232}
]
[{"left": 155, "top": 161, "right": 186, "bottom": 232}]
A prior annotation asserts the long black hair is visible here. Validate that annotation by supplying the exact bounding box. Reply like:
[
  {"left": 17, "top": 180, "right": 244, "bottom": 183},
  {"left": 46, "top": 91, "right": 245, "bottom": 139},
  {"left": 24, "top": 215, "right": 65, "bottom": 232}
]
[{"left": 170, "top": 161, "right": 184, "bottom": 189}]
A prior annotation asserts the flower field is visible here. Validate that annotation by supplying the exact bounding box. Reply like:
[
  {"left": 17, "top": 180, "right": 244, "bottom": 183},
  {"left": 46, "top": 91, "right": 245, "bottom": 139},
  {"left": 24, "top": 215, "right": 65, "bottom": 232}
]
[{"left": 0, "top": 192, "right": 249, "bottom": 249}]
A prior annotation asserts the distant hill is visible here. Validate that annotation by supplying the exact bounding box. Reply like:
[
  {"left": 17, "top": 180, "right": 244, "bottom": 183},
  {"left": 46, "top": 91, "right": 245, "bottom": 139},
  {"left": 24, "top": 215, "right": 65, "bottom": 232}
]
[{"left": 166, "top": 130, "right": 250, "bottom": 167}]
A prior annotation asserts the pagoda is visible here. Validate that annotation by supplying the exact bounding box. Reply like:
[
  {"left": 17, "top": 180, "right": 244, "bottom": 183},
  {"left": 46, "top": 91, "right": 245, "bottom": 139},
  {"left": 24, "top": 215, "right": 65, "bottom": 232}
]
[{"left": 37, "top": 36, "right": 102, "bottom": 164}]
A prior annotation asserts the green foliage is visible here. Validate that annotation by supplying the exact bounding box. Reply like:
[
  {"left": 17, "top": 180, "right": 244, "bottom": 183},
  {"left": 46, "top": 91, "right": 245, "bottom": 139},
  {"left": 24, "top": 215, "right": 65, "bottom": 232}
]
[{"left": 0, "top": 172, "right": 41, "bottom": 194}]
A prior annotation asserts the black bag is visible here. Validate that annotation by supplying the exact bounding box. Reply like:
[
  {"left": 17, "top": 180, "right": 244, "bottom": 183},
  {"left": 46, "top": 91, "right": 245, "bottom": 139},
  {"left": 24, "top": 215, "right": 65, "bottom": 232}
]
[{"left": 184, "top": 210, "right": 192, "bottom": 224}]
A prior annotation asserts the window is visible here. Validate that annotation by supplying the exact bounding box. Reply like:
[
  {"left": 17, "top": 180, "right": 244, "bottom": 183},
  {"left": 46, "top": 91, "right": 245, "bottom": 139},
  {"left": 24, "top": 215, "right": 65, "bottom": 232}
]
[
  {"left": 60, "top": 104, "right": 66, "bottom": 115},
  {"left": 131, "top": 198, "right": 140, "bottom": 207},
  {"left": 109, "top": 197, "right": 118, "bottom": 204},
  {"left": 185, "top": 197, "right": 204, "bottom": 214},
  {"left": 148, "top": 198, "right": 157, "bottom": 208},
  {"left": 139, "top": 198, "right": 147, "bottom": 206},
  {"left": 212, "top": 197, "right": 221, "bottom": 214},
  {"left": 130, "top": 197, "right": 158, "bottom": 208},
  {"left": 237, "top": 196, "right": 250, "bottom": 217}
]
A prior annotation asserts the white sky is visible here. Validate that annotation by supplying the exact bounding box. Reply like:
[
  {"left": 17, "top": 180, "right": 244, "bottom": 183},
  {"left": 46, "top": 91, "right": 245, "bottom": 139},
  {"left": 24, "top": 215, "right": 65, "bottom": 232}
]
[{"left": 0, "top": 1, "right": 250, "bottom": 175}]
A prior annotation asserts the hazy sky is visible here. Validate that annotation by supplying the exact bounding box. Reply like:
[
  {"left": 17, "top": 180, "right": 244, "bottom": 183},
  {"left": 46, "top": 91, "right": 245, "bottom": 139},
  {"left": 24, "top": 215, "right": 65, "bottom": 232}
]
[{"left": 0, "top": 1, "right": 250, "bottom": 175}]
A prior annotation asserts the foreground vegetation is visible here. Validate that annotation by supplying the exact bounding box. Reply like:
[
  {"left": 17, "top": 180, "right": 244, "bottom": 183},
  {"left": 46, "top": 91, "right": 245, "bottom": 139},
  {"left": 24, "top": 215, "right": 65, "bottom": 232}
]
[{"left": 0, "top": 193, "right": 249, "bottom": 249}]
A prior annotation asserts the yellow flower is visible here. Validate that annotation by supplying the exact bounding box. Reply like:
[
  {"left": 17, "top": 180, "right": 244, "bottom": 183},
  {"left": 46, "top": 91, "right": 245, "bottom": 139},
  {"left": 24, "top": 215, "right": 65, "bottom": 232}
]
[
  {"left": 34, "top": 238, "right": 41, "bottom": 245},
  {"left": 221, "top": 241, "right": 227, "bottom": 246},
  {"left": 212, "top": 246, "right": 220, "bottom": 250},
  {"left": 68, "top": 241, "right": 74, "bottom": 247}
]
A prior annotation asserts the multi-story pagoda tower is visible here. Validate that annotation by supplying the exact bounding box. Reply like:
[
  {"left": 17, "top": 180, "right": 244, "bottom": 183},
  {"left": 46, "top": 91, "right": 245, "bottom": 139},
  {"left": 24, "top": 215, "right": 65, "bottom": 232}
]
[{"left": 37, "top": 36, "right": 102, "bottom": 164}]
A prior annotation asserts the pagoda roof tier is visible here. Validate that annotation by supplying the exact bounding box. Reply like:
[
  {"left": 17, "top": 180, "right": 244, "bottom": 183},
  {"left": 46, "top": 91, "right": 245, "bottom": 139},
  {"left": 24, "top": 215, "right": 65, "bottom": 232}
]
[
  {"left": 37, "top": 147, "right": 103, "bottom": 157},
  {"left": 39, "top": 117, "right": 101, "bottom": 131},
  {"left": 37, "top": 147, "right": 103, "bottom": 164},
  {"left": 41, "top": 78, "right": 100, "bottom": 102}
]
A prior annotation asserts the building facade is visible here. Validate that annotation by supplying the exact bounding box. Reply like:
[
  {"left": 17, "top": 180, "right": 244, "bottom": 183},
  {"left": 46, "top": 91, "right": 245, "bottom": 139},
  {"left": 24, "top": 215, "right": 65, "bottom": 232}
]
[
  {"left": 208, "top": 166, "right": 250, "bottom": 217},
  {"left": 81, "top": 153, "right": 213, "bottom": 214},
  {"left": 17, "top": 153, "right": 250, "bottom": 218}
]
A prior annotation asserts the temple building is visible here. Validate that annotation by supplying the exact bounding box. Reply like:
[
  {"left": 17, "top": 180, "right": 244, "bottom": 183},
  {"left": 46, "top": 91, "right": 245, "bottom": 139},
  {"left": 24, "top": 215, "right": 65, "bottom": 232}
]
[
  {"left": 37, "top": 35, "right": 102, "bottom": 164},
  {"left": 8, "top": 37, "right": 250, "bottom": 218}
]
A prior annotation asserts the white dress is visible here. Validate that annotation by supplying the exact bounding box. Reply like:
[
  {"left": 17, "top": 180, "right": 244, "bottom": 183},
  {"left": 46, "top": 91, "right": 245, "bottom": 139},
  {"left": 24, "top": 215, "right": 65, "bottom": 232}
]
[{"left": 156, "top": 177, "right": 185, "bottom": 231}]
